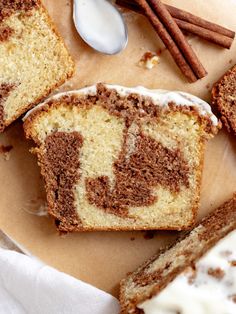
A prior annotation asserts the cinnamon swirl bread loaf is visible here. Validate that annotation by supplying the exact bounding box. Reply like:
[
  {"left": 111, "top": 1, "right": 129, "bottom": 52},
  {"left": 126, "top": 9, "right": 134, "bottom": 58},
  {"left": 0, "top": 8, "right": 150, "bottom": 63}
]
[{"left": 24, "top": 84, "right": 219, "bottom": 232}]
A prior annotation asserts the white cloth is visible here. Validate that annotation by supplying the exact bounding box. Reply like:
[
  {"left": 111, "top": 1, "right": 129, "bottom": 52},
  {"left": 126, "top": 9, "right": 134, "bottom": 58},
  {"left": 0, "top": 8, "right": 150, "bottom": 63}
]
[{"left": 0, "top": 248, "right": 120, "bottom": 314}]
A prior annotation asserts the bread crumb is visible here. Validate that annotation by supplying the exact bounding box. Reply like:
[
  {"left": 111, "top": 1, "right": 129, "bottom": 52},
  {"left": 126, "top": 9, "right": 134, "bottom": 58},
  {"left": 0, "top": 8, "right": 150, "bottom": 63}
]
[
  {"left": 138, "top": 52, "right": 159, "bottom": 70},
  {"left": 187, "top": 266, "right": 197, "bottom": 284},
  {"left": 0, "top": 144, "right": 13, "bottom": 154},
  {"left": 143, "top": 231, "right": 157, "bottom": 240},
  {"left": 207, "top": 267, "right": 225, "bottom": 279},
  {"left": 3, "top": 152, "right": 10, "bottom": 161},
  {"left": 220, "top": 250, "right": 232, "bottom": 257},
  {"left": 157, "top": 48, "right": 166, "bottom": 56},
  {"left": 0, "top": 144, "right": 13, "bottom": 161}
]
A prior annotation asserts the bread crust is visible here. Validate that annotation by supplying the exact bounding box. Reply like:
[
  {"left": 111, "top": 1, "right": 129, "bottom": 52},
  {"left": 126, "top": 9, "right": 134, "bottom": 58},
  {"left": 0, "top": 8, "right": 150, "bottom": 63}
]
[
  {"left": 212, "top": 64, "right": 236, "bottom": 134},
  {"left": 119, "top": 194, "right": 236, "bottom": 314}
]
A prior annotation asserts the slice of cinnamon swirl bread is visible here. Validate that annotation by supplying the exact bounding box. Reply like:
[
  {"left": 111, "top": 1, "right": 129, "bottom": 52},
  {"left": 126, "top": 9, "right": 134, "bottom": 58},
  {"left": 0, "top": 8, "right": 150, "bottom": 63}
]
[
  {"left": 120, "top": 195, "right": 236, "bottom": 314},
  {"left": 23, "top": 83, "right": 219, "bottom": 233},
  {"left": 0, "top": 0, "right": 74, "bottom": 132}
]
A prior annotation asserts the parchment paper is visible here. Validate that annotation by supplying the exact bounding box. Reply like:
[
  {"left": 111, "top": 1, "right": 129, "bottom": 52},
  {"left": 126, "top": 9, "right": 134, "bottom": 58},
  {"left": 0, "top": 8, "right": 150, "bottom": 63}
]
[{"left": 0, "top": 0, "right": 235, "bottom": 297}]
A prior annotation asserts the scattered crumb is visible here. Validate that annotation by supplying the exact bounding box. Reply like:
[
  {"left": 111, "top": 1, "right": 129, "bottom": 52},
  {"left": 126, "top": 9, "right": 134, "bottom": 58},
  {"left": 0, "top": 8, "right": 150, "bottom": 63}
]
[
  {"left": 0, "top": 144, "right": 13, "bottom": 154},
  {"left": 221, "top": 250, "right": 232, "bottom": 257},
  {"left": 130, "top": 237, "right": 135, "bottom": 241},
  {"left": 3, "top": 152, "right": 10, "bottom": 161},
  {"left": 143, "top": 230, "right": 157, "bottom": 240},
  {"left": 186, "top": 266, "right": 197, "bottom": 284},
  {"left": 157, "top": 48, "right": 166, "bottom": 56},
  {"left": 205, "top": 83, "right": 211, "bottom": 90},
  {"left": 229, "top": 59, "right": 233, "bottom": 64},
  {"left": 0, "top": 144, "right": 13, "bottom": 161},
  {"left": 207, "top": 267, "right": 225, "bottom": 279},
  {"left": 230, "top": 260, "right": 236, "bottom": 266},
  {"left": 138, "top": 51, "right": 160, "bottom": 70}
]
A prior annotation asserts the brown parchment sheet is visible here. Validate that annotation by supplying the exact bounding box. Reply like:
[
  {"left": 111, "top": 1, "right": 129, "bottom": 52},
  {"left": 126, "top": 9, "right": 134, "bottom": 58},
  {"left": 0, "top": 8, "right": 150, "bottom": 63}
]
[{"left": 0, "top": 0, "right": 235, "bottom": 297}]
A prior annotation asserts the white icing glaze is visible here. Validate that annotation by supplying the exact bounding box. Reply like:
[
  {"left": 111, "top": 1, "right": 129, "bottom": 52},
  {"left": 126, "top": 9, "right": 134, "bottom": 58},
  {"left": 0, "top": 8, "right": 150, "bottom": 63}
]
[
  {"left": 23, "top": 84, "right": 218, "bottom": 126},
  {"left": 73, "top": 0, "right": 127, "bottom": 54},
  {"left": 138, "top": 229, "right": 236, "bottom": 314}
]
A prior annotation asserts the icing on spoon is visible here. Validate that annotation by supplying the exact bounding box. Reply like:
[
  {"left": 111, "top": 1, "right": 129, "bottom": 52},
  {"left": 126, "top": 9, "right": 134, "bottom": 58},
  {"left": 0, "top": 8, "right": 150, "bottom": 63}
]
[{"left": 73, "top": 0, "right": 128, "bottom": 55}]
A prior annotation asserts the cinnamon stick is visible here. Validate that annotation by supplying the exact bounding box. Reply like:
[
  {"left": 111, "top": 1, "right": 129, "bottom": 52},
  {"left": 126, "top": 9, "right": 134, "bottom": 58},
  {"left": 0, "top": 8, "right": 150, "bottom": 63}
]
[
  {"left": 147, "top": 0, "right": 207, "bottom": 79},
  {"left": 116, "top": 0, "right": 234, "bottom": 49},
  {"left": 166, "top": 5, "right": 235, "bottom": 39},
  {"left": 135, "top": 0, "right": 197, "bottom": 82},
  {"left": 175, "top": 18, "right": 233, "bottom": 49}
]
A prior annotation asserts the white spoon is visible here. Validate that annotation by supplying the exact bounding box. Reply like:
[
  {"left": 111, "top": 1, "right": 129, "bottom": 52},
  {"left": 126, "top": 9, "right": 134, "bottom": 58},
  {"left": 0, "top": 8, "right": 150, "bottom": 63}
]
[{"left": 73, "top": 0, "right": 128, "bottom": 55}]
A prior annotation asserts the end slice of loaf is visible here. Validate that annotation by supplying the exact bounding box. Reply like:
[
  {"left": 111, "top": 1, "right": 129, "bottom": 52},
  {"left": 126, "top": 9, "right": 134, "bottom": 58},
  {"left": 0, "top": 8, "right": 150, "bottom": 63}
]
[
  {"left": 212, "top": 65, "right": 236, "bottom": 134},
  {"left": 120, "top": 195, "right": 236, "bottom": 314},
  {"left": 23, "top": 83, "right": 219, "bottom": 233},
  {"left": 0, "top": 0, "right": 74, "bottom": 132}
]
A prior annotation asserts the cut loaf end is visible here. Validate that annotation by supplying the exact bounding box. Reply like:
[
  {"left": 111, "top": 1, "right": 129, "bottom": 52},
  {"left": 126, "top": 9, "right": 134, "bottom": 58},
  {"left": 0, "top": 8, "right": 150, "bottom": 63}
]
[
  {"left": 0, "top": 0, "right": 75, "bottom": 131},
  {"left": 212, "top": 64, "right": 236, "bottom": 134}
]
